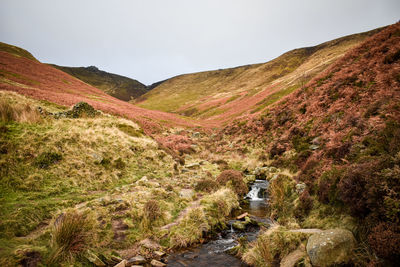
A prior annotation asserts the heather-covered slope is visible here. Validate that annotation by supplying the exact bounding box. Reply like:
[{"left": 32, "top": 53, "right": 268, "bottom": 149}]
[
  {"left": 216, "top": 22, "right": 400, "bottom": 265},
  {"left": 51, "top": 65, "right": 149, "bottom": 101},
  {"left": 137, "top": 28, "right": 382, "bottom": 126},
  {"left": 0, "top": 45, "right": 197, "bottom": 132}
]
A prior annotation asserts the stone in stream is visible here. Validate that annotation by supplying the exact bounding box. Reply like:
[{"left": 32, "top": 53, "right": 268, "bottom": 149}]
[
  {"left": 306, "top": 229, "right": 356, "bottom": 266},
  {"left": 113, "top": 259, "right": 127, "bottom": 267},
  {"left": 150, "top": 259, "right": 166, "bottom": 267},
  {"left": 127, "top": 255, "right": 146, "bottom": 265}
]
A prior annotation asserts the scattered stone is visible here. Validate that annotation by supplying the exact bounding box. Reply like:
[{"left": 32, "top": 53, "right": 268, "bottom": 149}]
[
  {"left": 127, "top": 255, "right": 146, "bottom": 265},
  {"left": 306, "top": 229, "right": 356, "bottom": 267},
  {"left": 179, "top": 189, "right": 194, "bottom": 199},
  {"left": 185, "top": 163, "right": 200, "bottom": 169},
  {"left": 139, "top": 239, "right": 161, "bottom": 250},
  {"left": 236, "top": 212, "right": 249, "bottom": 220},
  {"left": 91, "top": 153, "right": 104, "bottom": 163},
  {"left": 154, "top": 251, "right": 166, "bottom": 257},
  {"left": 309, "top": 144, "right": 319, "bottom": 150},
  {"left": 181, "top": 168, "right": 190, "bottom": 173},
  {"left": 150, "top": 259, "right": 166, "bottom": 267},
  {"left": 114, "top": 259, "right": 127, "bottom": 267},
  {"left": 295, "top": 183, "right": 307, "bottom": 194},
  {"left": 192, "top": 132, "right": 201, "bottom": 138},
  {"left": 86, "top": 251, "right": 106, "bottom": 266},
  {"left": 311, "top": 137, "right": 321, "bottom": 145}
]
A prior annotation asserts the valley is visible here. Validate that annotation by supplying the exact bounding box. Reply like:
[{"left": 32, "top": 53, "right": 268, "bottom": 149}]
[{"left": 0, "top": 22, "right": 399, "bottom": 267}]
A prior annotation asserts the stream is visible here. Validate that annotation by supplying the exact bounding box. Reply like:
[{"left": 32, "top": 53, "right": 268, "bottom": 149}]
[{"left": 167, "top": 180, "right": 270, "bottom": 267}]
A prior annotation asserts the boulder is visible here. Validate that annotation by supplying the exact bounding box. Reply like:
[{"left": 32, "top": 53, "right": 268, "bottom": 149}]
[{"left": 306, "top": 229, "right": 356, "bottom": 266}]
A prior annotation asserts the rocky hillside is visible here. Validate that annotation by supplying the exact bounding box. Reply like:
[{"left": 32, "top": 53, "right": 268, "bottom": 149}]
[
  {"left": 51, "top": 65, "right": 149, "bottom": 101},
  {"left": 0, "top": 42, "right": 197, "bottom": 133},
  {"left": 215, "top": 22, "right": 400, "bottom": 265},
  {"left": 137, "top": 28, "right": 383, "bottom": 127}
]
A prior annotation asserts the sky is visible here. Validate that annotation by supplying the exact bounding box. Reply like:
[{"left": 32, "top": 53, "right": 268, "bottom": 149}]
[{"left": 0, "top": 1, "right": 399, "bottom": 85}]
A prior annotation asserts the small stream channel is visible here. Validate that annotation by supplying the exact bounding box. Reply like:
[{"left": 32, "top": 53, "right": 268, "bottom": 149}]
[{"left": 167, "top": 180, "right": 270, "bottom": 267}]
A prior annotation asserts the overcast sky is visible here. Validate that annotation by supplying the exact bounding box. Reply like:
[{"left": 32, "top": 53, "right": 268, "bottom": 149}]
[{"left": 1, "top": 0, "right": 399, "bottom": 85}]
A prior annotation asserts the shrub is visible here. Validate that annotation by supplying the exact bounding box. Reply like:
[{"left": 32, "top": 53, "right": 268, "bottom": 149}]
[
  {"left": 194, "top": 178, "right": 219, "bottom": 193},
  {"left": 34, "top": 152, "right": 62, "bottom": 169},
  {"left": 294, "top": 190, "right": 313, "bottom": 218},
  {"left": 216, "top": 170, "right": 248, "bottom": 196},
  {"left": 368, "top": 222, "right": 400, "bottom": 262},
  {"left": 49, "top": 210, "right": 96, "bottom": 263}
]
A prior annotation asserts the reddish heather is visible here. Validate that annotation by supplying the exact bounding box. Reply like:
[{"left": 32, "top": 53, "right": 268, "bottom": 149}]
[{"left": 0, "top": 52, "right": 198, "bottom": 133}]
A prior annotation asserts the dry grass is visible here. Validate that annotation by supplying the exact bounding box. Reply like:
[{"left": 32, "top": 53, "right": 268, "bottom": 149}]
[{"left": 0, "top": 97, "right": 42, "bottom": 123}]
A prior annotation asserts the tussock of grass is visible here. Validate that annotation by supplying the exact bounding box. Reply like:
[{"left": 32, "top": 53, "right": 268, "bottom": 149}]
[
  {"left": 242, "top": 226, "right": 306, "bottom": 267},
  {"left": 48, "top": 209, "right": 97, "bottom": 264}
]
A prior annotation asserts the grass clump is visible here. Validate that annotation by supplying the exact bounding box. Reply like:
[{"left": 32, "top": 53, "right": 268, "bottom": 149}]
[
  {"left": 141, "top": 200, "right": 163, "bottom": 231},
  {"left": 48, "top": 209, "right": 97, "bottom": 264},
  {"left": 268, "top": 174, "right": 297, "bottom": 224},
  {"left": 242, "top": 226, "right": 306, "bottom": 267},
  {"left": 201, "top": 188, "right": 239, "bottom": 226},
  {"left": 216, "top": 170, "right": 248, "bottom": 196}
]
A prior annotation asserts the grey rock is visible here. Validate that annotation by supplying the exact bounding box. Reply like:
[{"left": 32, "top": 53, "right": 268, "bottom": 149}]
[
  {"left": 295, "top": 183, "right": 307, "bottom": 194},
  {"left": 186, "top": 163, "right": 200, "bottom": 169},
  {"left": 86, "top": 251, "right": 106, "bottom": 266},
  {"left": 306, "top": 229, "right": 356, "bottom": 267}
]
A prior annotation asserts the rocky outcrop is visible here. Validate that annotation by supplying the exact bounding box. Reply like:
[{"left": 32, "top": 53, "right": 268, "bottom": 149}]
[{"left": 306, "top": 229, "right": 356, "bottom": 266}]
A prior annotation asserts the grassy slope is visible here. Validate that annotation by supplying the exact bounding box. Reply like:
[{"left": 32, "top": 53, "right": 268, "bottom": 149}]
[
  {"left": 138, "top": 28, "right": 382, "bottom": 126},
  {"left": 0, "top": 45, "right": 197, "bottom": 132},
  {"left": 0, "top": 91, "right": 241, "bottom": 266},
  {"left": 51, "top": 65, "right": 149, "bottom": 101}
]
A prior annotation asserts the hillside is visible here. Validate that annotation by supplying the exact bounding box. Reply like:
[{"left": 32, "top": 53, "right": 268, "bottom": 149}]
[
  {"left": 0, "top": 41, "right": 38, "bottom": 62},
  {"left": 51, "top": 64, "right": 149, "bottom": 101},
  {"left": 0, "top": 42, "right": 197, "bottom": 133},
  {"left": 137, "top": 27, "right": 383, "bottom": 126},
  {"left": 213, "top": 22, "right": 400, "bottom": 265}
]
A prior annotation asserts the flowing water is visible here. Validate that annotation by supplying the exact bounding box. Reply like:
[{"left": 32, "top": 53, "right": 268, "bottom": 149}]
[{"left": 167, "top": 180, "right": 270, "bottom": 267}]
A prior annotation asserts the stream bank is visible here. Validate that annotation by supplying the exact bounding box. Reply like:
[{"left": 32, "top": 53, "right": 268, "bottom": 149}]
[{"left": 166, "top": 180, "right": 270, "bottom": 267}]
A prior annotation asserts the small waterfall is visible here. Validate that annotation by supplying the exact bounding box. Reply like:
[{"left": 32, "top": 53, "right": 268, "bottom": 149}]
[
  {"left": 246, "top": 180, "right": 268, "bottom": 201},
  {"left": 247, "top": 186, "right": 262, "bottom": 200}
]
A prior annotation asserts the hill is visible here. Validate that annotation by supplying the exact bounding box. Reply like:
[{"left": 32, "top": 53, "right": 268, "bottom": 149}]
[
  {"left": 213, "top": 22, "right": 400, "bottom": 265},
  {"left": 0, "top": 41, "right": 38, "bottom": 62},
  {"left": 51, "top": 64, "right": 149, "bottom": 101},
  {"left": 137, "top": 27, "right": 383, "bottom": 126},
  {"left": 0, "top": 42, "right": 196, "bottom": 133}
]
